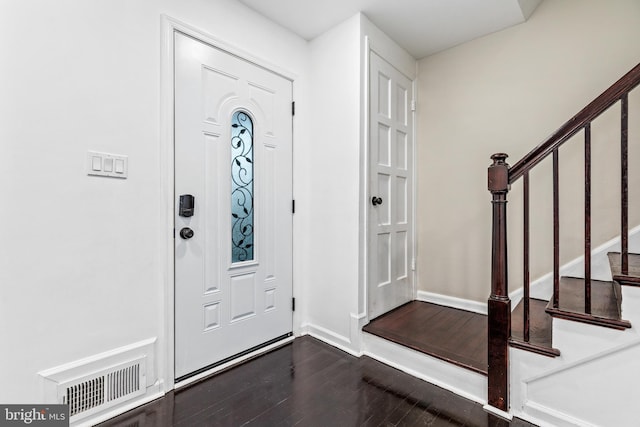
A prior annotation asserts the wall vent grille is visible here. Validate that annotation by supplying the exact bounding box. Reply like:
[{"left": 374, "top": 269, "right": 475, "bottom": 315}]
[
  {"left": 65, "top": 376, "right": 105, "bottom": 416},
  {"left": 107, "top": 364, "right": 140, "bottom": 402},
  {"left": 59, "top": 357, "right": 145, "bottom": 421}
]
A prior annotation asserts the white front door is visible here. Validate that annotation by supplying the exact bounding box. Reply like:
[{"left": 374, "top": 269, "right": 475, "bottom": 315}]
[
  {"left": 174, "top": 32, "right": 293, "bottom": 380},
  {"left": 368, "top": 51, "right": 414, "bottom": 319}
]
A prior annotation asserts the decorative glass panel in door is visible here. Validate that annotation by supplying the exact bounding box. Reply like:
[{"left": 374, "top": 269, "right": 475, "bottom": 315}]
[{"left": 231, "top": 111, "right": 254, "bottom": 263}]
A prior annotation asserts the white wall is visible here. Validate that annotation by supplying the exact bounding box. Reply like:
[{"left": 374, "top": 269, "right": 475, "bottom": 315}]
[
  {"left": 301, "top": 14, "right": 362, "bottom": 350},
  {"left": 416, "top": 0, "right": 640, "bottom": 303},
  {"left": 0, "top": 0, "right": 309, "bottom": 411}
]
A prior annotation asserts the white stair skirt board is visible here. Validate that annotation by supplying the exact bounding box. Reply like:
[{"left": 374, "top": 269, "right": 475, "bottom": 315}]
[
  {"left": 416, "top": 290, "right": 487, "bottom": 315},
  {"left": 511, "top": 339, "right": 640, "bottom": 427},
  {"left": 509, "top": 282, "right": 640, "bottom": 426},
  {"left": 362, "top": 332, "right": 487, "bottom": 405}
]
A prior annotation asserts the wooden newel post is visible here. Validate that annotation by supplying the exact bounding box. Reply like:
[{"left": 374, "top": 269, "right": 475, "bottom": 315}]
[{"left": 487, "top": 153, "right": 511, "bottom": 412}]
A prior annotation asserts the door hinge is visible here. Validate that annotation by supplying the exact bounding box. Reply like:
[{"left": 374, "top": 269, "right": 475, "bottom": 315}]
[
  {"left": 173, "top": 228, "right": 175, "bottom": 239},
  {"left": 410, "top": 100, "right": 416, "bottom": 112},
  {"left": 292, "top": 101, "right": 295, "bottom": 116},
  {"left": 411, "top": 258, "right": 416, "bottom": 271},
  {"left": 292, "top": 199, "right": 296, "bottom": 214},
  {"left": 292, "top": 297, "right": 296, "bottom": 311}
]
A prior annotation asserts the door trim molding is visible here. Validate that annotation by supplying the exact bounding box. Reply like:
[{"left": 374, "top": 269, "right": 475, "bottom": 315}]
[{"left": 160, "top": 15, "right": 297, "bottom": 391}]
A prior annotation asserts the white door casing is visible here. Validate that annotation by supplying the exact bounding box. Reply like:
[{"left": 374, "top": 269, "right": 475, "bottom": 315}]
[
  {"left": 174, "top": 32, "right": 293, "bottom": 379},
  {"left": 368, "top": 51, "right": 414, "bottom": 319}
]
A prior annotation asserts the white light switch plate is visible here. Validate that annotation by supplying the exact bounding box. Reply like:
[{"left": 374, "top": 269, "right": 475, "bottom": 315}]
[{"left": 87, "top": 151, "right": 128, "bottom": 178}]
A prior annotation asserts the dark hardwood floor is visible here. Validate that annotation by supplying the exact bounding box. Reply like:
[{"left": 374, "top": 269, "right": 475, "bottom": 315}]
[
  {"left": 99, "top": 336, "right": 536, "bottom": 426},
  {"left": 363, "top": 301, "right": 487, "bottom": 374}
]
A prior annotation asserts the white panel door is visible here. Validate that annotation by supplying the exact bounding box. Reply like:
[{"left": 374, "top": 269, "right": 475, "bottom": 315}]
[
  {"left": 368, "top": 51, "right": 414, "bottom": 319},
  {"left": 174, "top": 32, "right": 293, "bottom": 380}
]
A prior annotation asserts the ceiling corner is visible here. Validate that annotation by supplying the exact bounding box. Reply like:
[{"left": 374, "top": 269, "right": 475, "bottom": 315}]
[{"left": 517, "top": 0, "right": 543, "bottom": 20}]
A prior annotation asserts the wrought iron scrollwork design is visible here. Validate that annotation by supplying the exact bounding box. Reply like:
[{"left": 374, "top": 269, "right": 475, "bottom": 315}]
[{"left": 231, "top": 111, "right": 254, "bottom": 262}]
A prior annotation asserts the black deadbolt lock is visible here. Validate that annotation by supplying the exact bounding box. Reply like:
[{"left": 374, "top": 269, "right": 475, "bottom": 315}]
[{"left": 179, "top": 194, "right": 195, "bottom": 217}]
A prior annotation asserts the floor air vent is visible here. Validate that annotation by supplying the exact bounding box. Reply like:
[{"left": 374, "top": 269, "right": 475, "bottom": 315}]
[{"left": 59, "top": 357, "right": 146, "bottom": 421}]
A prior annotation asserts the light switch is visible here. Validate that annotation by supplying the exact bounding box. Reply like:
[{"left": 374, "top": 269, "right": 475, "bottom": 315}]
[
  {"left": 87, "top": 151, "right": 128, "bottom": 179},
  {"left": 92, "top": 156, "right": 102, "bottom": 171},
  {"left": 114, "top": 159, "right": 125, "bottom": 174},
  {"left": 104, "top": 157, "right": 114, "bottom": 172}
]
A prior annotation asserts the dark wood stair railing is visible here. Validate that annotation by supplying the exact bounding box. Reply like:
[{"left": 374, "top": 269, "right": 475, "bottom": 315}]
[{"left": 487, "top": 62, "right": 640, "bottom": 413}]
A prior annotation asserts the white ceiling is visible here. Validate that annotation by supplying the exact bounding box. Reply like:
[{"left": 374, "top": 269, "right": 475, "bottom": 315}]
[{"left": 238, "top": 0, "right": 542, "bottom": 58}]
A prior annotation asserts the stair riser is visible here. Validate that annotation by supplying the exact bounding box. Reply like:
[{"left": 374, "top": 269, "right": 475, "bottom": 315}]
[
  {"left": 362, "top": 333, "right": 487, "bottom": 404},
  {"left": 551, "top": 318, "right": 634, "bottom": 360},
  {"left": 620, "top": 286, "right": 640, "bottom": 323}
]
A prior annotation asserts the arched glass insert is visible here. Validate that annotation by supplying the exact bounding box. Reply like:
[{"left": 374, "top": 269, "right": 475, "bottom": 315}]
[{"left": 231, "top": 111, "right": 254, "bottom": 263}]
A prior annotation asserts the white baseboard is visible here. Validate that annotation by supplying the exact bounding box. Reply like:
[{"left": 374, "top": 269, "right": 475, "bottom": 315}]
[
  {"left": 417, "top": 290, "right": 487, "bottom": 315},
  {"left": 363, "top": 333, "right": 487, "bottom": 405},
  {"left": 518, "top": 401, "right": 597, "bottom": 427},
  {"left": 74, "top": 387, "right": 163, "bottom": 427},
  {"left": 483, "top": 404, "right": 513, "bottom": 421},
  {"left": 362, "top": 332, "right": 487, "bottom": 405},
  {"left": 349, "top": 312, "right": 367, "bottom": 354},
  {"left": 300, "top": 322, "right": 362, "bottom": 357}
]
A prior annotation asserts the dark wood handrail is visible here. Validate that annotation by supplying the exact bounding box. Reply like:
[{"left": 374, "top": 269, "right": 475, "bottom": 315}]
[
  {"left": 509, "top": 62, "right": 640, "bottom": 183},
  {"left": 487, "top": 61, "right": 640, "bottom": 415}
]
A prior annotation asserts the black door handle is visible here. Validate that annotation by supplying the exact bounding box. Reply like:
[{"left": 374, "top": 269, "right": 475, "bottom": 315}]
[
  {"left": 372, "top": 196, "right": 383, "bottom": 206},
  {"left": 179, "top": 227, "right": 194, "bottom": 240}
]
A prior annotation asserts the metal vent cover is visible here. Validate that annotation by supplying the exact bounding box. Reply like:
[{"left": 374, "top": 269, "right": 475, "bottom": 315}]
[
  {"left": 59, "top": 357, "right": 145, "bottom": 420},
  {"left": 64, "top": 376, "right": 104, "bottom": 416}
]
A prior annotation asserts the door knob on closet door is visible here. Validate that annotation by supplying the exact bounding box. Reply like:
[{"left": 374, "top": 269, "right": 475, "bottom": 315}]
[{"left": 371, "top": 196, "right": 383, "bottom": 206}]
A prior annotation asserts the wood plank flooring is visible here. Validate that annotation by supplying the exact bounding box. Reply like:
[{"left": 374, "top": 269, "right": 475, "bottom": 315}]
[
  {"left": 99, "top": 336, "right": 536, "bottom": 426},
  {"left": 363, "top": 301, "right": 488, "bottom": 374}
]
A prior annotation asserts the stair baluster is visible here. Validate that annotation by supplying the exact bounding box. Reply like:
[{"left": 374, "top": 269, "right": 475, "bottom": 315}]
[
  {"left": 621, "top": 93, "right": 629, "bottom": 276},
  {"left": 553, "top": 149, "right": 560, "bottom": 309},
  {"left": 523, "top": 171, "right": 530, "bottom": 343},
  {"left": 585, "top": 123, "right": 592, "bottom": 314}
]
